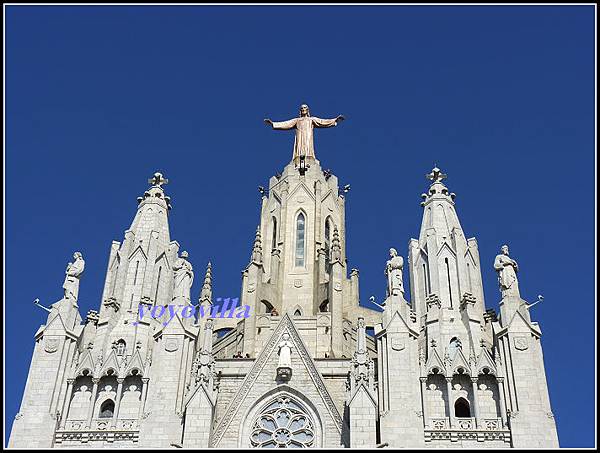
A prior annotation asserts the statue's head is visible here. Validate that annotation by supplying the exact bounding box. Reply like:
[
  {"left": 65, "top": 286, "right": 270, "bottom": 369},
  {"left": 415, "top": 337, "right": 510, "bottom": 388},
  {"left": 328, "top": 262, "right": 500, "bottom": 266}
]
[
  {"left": 389, "top": 247, "right": 397, "bottom": 257},
  {"left": 501, "top": 244, "right": 509, "bottom": 255},
  {"left": 181, "top": 250, "right": 189, "bottom": 259},
  {"left": 73, "top": 251, "right": 82, "bottom": 260},
  {"left": 282, "top": 332, "right": 290, "bottom": 341},
  {"left": 299, "top": 104, "right": 310, "bottom": 117}
]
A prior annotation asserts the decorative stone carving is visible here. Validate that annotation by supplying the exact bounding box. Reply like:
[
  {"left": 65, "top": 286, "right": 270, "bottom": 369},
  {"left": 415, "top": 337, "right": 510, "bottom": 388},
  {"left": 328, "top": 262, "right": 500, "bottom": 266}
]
[
  {"left": 103, "top": 296, "right": 120, "bottom": 312},
  {"left": 514, "top": 336, "right": 529, "bottom": 351},
  {"left": 165, "top": 338, "right": 179, "bottom": 352},
  {"left": 44, "top": 338, "right": 60, "bottom": 353},
  {"left": 264, "top": 104, "right": 345, "bottom": 163},
  {"left": 391, "top": 338, "right": 405, "bottom": 351},
  {"left": 426, "top": 293, "right": 441, "bottom": 310},
  {"left": 494, "top": 245, "right": 520, "bottom": 299}
]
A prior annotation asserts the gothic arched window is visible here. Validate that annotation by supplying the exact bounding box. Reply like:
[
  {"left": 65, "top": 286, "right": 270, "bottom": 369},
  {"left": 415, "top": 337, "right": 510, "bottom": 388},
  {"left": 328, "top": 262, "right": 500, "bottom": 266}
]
[
  {"left": 272, "top": 217, "right": 278, "bottom": 251},
  {"left": 324, "top": 217, "right": 332, "bottom": 270},
  {"left": 295, "top": 213, "right": 306, "bottom": 267},
  {"left": 99, "top": 400, "right": 115, "bottom": 418},
  {"left": 116, "top": 339, "right": 126, "bottom": 356},
  {"left": 250, "top": 395, "right": 315, "bottom": 448},
  {"left": 454, "top": 397, "right": 471, "bottom": 418}
]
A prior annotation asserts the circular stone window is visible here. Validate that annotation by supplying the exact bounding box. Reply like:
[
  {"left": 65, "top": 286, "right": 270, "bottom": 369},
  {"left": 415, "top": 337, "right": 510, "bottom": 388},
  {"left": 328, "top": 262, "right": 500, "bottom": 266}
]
[{"left": 250, "top": 396, "right": 315, "bottom": 448}]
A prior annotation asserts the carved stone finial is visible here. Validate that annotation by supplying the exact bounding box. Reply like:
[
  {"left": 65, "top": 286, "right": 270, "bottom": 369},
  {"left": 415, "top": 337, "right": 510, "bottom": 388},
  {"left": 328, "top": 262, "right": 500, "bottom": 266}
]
[
  {"left": 251, "top": 226, "right": 263, "bottom": 264},
  {"left": 330, "top": 227, "right": 342, "bottom": 262},
  {"left": 199, "top": 262, "right": 213, "bottom": 304}
]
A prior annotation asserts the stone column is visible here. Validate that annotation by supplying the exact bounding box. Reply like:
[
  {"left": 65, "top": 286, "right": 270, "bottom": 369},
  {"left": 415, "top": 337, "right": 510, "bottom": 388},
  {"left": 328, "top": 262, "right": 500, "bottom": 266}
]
[
  {"left": 111, "top": 378, "right": 125, "bottom": 428},
  {"left": 446, "top": 377, "right": 453, "bottom": 429},
  {"left": 497, "top": 377, "right": 508, "bottom": 428},
  {"left": 471, "top": 377, "right": 481, "bottom": 428},
  {"left": 420, "top": 377, "right": 428, "bottom": 429},
  {"left": 59, "top": 379, "right": 75, "bottom": 429},
  {"left": 85, "top": 378, "right": 100, "bottom": 428},
  {"left": 138, "top": 378, "right": 150, "bottom": 419}
]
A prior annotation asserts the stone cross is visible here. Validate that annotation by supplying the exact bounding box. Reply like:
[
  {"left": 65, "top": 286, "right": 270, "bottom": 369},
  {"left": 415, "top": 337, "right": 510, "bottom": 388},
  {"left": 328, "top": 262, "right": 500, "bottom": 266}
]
[
  {"left": 148, "top": 172, "right": 168, "bottom": 188},
  {"left": 426, "top": 166, "right": 447, "bottom": 183}
]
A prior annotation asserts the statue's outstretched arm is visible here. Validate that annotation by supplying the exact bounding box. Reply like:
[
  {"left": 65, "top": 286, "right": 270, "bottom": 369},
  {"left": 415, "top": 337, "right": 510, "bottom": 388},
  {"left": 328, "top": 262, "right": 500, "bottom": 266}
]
[
  {"left": 265, "top": 118, "right": 298, "bottom": 130},
  {"left": 312, "top": 115, "right": 345, "bottom": 128}
]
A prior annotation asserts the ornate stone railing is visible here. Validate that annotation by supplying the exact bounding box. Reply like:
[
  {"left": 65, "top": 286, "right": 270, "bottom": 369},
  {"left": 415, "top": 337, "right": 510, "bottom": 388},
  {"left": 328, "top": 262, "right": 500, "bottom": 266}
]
[
  {"left": 455, "top": 417, "right": 475, "bottom": 430},
  {"left": 61, "top": 418, "right": 138, "bottom": 432},
  {"left": 55, "top": 419, "right": 140, "bottom": 445},
  {"left": 481, "top": 418, "right": 503, "bottom": 430},
  {"left": 429, "top": 417, "right": 450, "bottom": 430},
  {"left": 425, "top": 416, "right": 510, "bottom": 444}
]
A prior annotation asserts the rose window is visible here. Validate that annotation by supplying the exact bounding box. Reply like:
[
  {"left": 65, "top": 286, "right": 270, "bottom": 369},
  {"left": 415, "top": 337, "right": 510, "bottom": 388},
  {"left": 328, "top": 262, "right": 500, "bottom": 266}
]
[{"left": 250, "top": 396, "right": 315, "bottom": 448}]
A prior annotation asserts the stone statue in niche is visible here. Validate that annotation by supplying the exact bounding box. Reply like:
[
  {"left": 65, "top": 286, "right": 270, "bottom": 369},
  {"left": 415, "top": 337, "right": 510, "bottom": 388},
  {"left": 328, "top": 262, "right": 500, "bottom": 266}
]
[
  {"left": 385, "top": 248, "right": 404, "bottom": 297},
  {"left": 172, "top": 251, "right": 194, "bottom": 303},
  {"left": 63, "top": 251, "right": 85, "bottom": 302},
  {"left": 277, "top": 333, "right": 293, "bottom": 380},
  {"left": 494, "top": 245, "right": 520, "bottom": 299}
]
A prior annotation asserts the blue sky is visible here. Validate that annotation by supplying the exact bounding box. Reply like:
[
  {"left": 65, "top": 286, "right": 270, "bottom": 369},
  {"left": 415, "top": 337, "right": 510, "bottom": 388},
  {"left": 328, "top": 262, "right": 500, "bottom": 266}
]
[{"left": 5, "top": 5, "right": 595, "bottom": 447}]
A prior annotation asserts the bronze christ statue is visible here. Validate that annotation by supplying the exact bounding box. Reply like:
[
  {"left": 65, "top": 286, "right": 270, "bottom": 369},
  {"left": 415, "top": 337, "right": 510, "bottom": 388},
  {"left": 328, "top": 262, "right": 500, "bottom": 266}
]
[{"left": 264, "top": 104, "right": 345, "bottom": 163}]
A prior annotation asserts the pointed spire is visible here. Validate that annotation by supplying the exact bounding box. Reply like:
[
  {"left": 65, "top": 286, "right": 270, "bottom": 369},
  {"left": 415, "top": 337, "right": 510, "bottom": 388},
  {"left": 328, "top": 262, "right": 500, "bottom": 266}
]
[
  {"left": 251, "top": 226, "right": 263, "bottom": 264},
  {"left": 199, "top": 262, "right": 213, "bottom": 305},
  {"left": 331, "top": 227, "right": 342, "bottom": 263}
]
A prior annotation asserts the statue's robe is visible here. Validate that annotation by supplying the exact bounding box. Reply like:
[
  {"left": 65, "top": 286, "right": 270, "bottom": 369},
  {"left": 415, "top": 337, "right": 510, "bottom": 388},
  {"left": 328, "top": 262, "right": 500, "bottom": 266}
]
[
  {"left": 494, "top": 254, "right": 519, "bottom": 297},
  {"left": 385, "top": 256, "right": 404, "bottom": 296},
  {"left": 271, "top": 116, "right": 338, "bottom": 161},
  {"left": 277, "top": 340, "right": 293, "bottom": 368},
  {"left": 173, "top": 259, "right": 194, "bottom": 302},
  {"left": 63, "top": 257, "right": 85, "bottom": 301}
]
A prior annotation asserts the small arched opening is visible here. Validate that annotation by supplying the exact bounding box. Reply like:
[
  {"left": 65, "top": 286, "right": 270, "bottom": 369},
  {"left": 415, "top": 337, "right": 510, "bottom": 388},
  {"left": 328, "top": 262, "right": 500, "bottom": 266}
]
[
  {"left": 98, "top": 400, "right": 115, "bottom": 419},
  {"left": 454, "top": 397, "right": 471, "bottom": 418}
]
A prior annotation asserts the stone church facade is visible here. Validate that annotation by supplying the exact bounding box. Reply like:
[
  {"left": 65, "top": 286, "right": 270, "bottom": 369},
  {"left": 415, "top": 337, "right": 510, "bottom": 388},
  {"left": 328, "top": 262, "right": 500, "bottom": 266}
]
[{"left": 9, "top": 110, "right": 559, "bottom": 448}]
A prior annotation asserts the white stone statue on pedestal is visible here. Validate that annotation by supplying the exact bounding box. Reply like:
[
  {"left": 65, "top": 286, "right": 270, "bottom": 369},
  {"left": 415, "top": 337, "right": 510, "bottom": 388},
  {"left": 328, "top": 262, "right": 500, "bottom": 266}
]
[
  {"left": 494, "top": 245, "right": 520, "bottom": 299},
  {"left": 172, "top": 251, "right": 194, "bottom": 303},
  {"left": 385, "top": 248, "right": 404, "bottom": 297},
  {"left": 63, "top": 252, "right": 85, "bottom": 301},
  {"left": 277, "top": 333, "right": 293, "bottom": 379}
]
